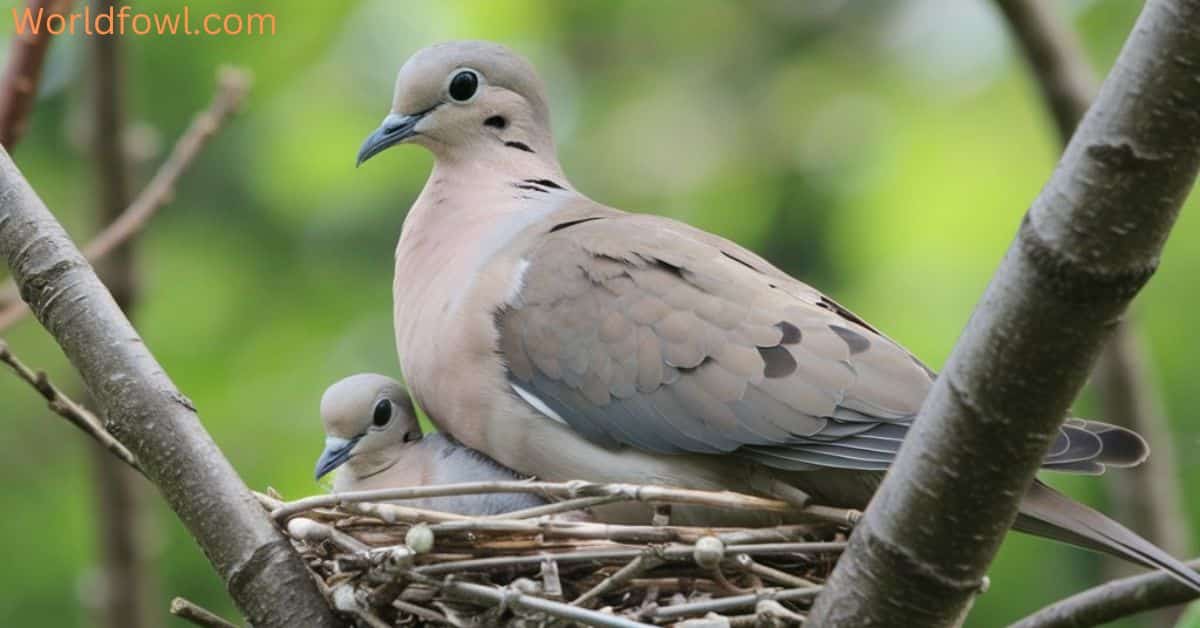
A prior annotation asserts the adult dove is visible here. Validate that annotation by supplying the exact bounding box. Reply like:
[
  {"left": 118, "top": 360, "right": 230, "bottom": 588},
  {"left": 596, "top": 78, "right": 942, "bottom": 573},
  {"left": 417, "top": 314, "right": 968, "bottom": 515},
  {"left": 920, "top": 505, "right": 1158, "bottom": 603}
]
[
  {"left": 314, "top": 373, "right": 546, "bottom": 515},
  {"left": 357, "top": 40, "right": 1200, "bottom": 589}
]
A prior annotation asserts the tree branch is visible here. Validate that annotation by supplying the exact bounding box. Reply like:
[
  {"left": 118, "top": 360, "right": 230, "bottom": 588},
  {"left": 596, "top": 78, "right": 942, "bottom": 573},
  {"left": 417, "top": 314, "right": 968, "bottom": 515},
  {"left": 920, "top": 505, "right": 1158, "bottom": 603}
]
[
  {"left": 996, "top": 0, "right": 1193, "bottom": 569},
  {"left": 808, "top": 1, "right": 1200, "bottom": 625},
  {"left": 0, "top": 154, "right": 336, "bottom": 627},
  {"left": 0, "top": 0, "right": 66, "bottom": 149},
  {"left": 1010, "top": 558, "right": 1200, "bottom": 628},
  {"left": 168, "top": 598, "right": 238, "bottom": 628},
  {"left": 0, "top": 338, "right": 139, "bottom": 471},
  {"left": 993, "top": 0, "right": 1093, "bottom": 137},
  {"left": 0, "top": 67, "right": 250, "bottom": 326}
]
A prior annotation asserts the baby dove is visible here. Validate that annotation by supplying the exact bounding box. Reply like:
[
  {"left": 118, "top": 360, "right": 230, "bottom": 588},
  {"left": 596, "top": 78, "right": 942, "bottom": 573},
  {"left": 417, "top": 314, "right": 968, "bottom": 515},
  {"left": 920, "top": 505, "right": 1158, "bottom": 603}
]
[{"left": 315, "top": 373, "right": 546, "bottom": 516}]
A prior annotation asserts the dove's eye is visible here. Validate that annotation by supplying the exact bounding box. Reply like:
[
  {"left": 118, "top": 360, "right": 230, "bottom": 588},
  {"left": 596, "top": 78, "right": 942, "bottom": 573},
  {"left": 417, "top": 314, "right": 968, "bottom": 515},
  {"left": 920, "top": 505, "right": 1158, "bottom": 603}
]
[
  {"left": 448, "top": 70, "right": 479, "bottom": 103},
  {"left": 372, "top": 399, "right": 392, "bottom": 427}
]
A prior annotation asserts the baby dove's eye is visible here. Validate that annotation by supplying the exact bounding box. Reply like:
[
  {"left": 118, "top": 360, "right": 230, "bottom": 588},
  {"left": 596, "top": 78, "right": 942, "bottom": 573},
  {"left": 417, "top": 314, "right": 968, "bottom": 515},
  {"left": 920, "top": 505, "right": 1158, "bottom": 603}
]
[
  {"left": 372, "top": 399, "right": 392, "bottom": 427},
  {"left": 448, "top": 70, "right": 479, "bottom": 102}
]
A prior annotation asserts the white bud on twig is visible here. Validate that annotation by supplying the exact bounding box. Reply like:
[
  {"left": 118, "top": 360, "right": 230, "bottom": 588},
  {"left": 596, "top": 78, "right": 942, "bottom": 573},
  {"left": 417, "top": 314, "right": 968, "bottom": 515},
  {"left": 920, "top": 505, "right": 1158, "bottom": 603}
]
[
  {"left": 693, "top": 536, "right": 725, "bottom": 569},
  {"left": 406, "top": 524, "right": 434, "bottom": 554}
]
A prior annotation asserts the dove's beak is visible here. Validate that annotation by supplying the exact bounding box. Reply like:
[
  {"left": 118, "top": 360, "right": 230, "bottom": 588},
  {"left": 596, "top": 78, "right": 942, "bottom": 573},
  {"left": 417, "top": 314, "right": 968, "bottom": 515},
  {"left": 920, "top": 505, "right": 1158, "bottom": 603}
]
[
  {"left": 314, "top": 435, "right": 361, "bottom": 480},
  {"left": 356, "top": 111, "right": 426, "bottom": 166}
]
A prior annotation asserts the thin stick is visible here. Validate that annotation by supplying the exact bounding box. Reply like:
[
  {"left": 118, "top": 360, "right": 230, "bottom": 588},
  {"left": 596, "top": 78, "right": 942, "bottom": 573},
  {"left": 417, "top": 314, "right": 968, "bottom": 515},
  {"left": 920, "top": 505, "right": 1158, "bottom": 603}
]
[
  {"left": 488, "top": 494, "right": 622, "bottom": 520},
  {"left": 573, "top": 552, "right": 665, "bottom": 607},
  {"left": 271, "top": 480, "right": 839, "bottom": 522},
  {"left": 414, "top": 542, "right": 844, "bottom": 576},
  {"left": 168, "top": 597, "right": 238, "bottom": 628},
  {"left": 0, "top": 339, "right": 140, "bottom": 472},
  {"left": 434, "top": 578, "right": 651, "bottom": 628},
  {"left": 427, "top": 517, "right": 729, "bottom": 543},
  {"left": 733, "top": 554, "right": 818, "bottom": 588},
  {"left": 0, "top": 0, "right": 67, "bottom": 149},
  {"left": 0, "top": 67, "right": 252, "bottom": 327},
  {"left": 1010, "top": 558, "right": 1200, "bottom": 628},
  {"left": 654, "top": 586, "right": 822, "bottom": 620},
  {"left": 392, "top": 598, "right": 452, "bottom": 625}
]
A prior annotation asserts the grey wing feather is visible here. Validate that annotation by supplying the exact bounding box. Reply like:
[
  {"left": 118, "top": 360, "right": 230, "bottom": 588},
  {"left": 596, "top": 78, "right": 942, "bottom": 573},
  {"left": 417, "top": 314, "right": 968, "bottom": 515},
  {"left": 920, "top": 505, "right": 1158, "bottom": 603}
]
[{"left": 497, "top": 211, "right": 1148, "bottom": 476}]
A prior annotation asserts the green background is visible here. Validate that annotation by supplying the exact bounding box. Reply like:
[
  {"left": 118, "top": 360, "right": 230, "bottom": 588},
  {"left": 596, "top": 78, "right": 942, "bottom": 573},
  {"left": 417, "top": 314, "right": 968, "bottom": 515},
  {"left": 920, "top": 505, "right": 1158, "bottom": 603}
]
[{"left": 0, "top": 1, "right": 1196, "bottom": 626}]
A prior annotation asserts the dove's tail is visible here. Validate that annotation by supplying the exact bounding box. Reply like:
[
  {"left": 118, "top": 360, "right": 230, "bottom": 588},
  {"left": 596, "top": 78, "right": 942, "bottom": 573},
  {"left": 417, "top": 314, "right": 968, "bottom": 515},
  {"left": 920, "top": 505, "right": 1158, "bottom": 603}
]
[{"left": 1014, "top": 480, "right": 1200, "bottom": 592}]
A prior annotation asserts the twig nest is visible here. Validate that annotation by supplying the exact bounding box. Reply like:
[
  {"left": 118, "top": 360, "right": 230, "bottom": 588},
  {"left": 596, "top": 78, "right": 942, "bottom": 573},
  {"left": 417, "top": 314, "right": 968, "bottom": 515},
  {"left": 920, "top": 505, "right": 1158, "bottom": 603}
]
[
  {"left": 376, "top": 546, "right": 415, "bottom": 574},
  {"left": 286, "top": 517, "right": 328, "bottom": 543},
  {"left": 677, "top": 613, "right": 733, "bottom": 627},
  {"left": 693, "top": 536, "right": 725, "bottom": 569},
  {"left": 331, "top": 583, "right": 360, "bottom": 613},
  {"left": 405, "top": 523, "right": 434, "bottom": 554}
]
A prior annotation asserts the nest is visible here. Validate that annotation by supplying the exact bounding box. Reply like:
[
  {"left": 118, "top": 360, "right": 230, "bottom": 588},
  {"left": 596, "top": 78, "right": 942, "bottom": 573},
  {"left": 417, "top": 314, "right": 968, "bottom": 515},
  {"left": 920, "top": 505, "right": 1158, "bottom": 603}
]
[{"left": 261, "top": 482, "right": 860, "bottom": 627}]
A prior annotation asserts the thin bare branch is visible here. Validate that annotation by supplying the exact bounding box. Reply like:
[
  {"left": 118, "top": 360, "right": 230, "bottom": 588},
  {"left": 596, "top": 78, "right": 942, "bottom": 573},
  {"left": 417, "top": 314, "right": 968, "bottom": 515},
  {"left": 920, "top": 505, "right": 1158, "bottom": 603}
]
[
  {"left": 1010, "top": 558, "right": 1200, "bottom": 628},
  {"left": 0, "top": 67, "right": 251, "bottom": 326},
  {"left": 993, "top": 0, "right": 1093, "bottom": 138},
  {"left": 427, "top": 576, "right": 652, "bottom": 628},
  {"left": 414, "top": 542, "right": 845, "bottom": 576},
  {"left": 0, "top": 0, "right": 67, "bottom": 149},
  {"left": 733, "top": 554, "right": 818, "bottom": 589},
  {"left": 573, "top": 552, "right": 665, "bottom": 607},
  {"left": 0, "top": 339, "right": 140, "bottom": 471},
  {"left": 168, "top": 598, "right": 238, "bottom": 628},
  {"left": 654, "top": 586, "right": 822, "bottom": 620}
]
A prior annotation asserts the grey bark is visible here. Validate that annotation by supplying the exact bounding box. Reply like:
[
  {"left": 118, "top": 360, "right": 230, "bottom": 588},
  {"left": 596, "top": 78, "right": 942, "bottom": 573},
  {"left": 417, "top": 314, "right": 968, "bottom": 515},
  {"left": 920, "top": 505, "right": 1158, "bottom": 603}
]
[
  {"left": 994, "top": 0, "right": 1193, "bottom": 572},
  {"left": 0, "top": 154, "right": 338, "bottom": 625},
  {"left": 1009, "top": 558, "right": 1200, "bottom": 628},
  {"left": 807, "top": 0, "right": 1200, "bottom": 625},
  {"left": 86, "top": 6, "right": 162, "bottom": 628},
  {"left": 0, "top": 0, "right": 63, "bottom": 149}
]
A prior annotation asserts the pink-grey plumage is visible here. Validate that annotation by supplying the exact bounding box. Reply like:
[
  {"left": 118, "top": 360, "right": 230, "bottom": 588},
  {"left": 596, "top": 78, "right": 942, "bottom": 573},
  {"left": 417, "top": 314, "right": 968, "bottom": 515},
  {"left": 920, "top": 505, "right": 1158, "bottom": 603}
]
[
  {"left": 315, "top": 373, "right": 545, "bottom": 516},
  {"left": 358, "top": 40, "right": 1200, "bottom": 590}
]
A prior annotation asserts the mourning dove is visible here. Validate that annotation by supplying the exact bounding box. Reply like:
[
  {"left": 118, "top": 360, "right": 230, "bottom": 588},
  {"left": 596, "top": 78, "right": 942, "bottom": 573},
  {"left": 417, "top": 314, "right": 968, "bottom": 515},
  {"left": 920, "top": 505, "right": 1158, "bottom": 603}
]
[
  {"left": 315, "top": 373, "right": 546, "bottom": 515},
  {"left": 357, "top": 40, "right": 1200, "bottom": 588}
]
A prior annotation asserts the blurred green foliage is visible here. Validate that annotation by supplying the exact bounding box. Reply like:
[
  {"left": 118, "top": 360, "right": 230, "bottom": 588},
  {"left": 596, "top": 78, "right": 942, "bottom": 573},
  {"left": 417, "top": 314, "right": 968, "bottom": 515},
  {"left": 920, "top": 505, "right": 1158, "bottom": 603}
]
[{"left": 0, "top": 1, "right": 1194, "bottom": 626}]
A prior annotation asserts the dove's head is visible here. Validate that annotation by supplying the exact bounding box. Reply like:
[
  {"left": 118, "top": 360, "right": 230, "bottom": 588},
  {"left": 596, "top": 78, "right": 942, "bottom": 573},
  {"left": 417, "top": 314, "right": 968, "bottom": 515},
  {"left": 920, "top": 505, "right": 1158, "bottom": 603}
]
[
  {"left": 314, "top": 373, "right": 422, "bottom": 481},
  {"left": 356, "top": 40, "right": 555, "bottom": 166}
]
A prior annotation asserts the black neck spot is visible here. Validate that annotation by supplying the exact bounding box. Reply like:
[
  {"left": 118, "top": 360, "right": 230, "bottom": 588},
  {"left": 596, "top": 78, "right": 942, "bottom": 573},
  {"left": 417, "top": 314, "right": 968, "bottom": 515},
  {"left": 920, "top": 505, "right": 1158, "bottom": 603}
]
[
  {"left": 484, "top": 115, "right": 507, "bottom": 129},
  {"left": 513, "top": 182, "right": 549, "bottom": 193},
  {"left": 505, "top": 141, "right": 535, "bottom": 153},
  {"left": 549, "top": 216, "right": 605, "bottom": 233},
  {"left": 525, "top": 178, "right": 564, "bottom": 190},
  {"left": 721, "top": 250, "right": 759, "bottom": 272}
]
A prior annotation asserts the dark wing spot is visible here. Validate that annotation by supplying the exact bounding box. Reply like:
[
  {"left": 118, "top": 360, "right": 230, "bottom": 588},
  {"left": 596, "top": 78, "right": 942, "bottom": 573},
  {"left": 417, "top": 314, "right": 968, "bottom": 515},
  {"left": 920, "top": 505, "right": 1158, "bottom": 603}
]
[
  {"left": 525, "top": 178, "right": 564, "bottom": 190},
  {"left": 830, "top": 325, "right": 870, "bottom": 354},
  {"left": 549, "top": 216, "right": 606, "bottom": 233},
  {"left": 721, "top": 251, "right": 759, "bottom": 272},
  {"left": 758, "top": 346, "right": 797, "bottom": 378},
  {"left": 653, "top": 259, "right": 686, "bottom": 279},
  {"left": 675, "top": 356, "right": 714, "bottom": 374},
  {"left": 775, "top": 321, "right": 801, "bottom": 344},
  {"left": 505, "top": 141, "right": 535, "bottom": 153},
  {"left": 484, "top": 115, "right": 507, "bottom": 129}
]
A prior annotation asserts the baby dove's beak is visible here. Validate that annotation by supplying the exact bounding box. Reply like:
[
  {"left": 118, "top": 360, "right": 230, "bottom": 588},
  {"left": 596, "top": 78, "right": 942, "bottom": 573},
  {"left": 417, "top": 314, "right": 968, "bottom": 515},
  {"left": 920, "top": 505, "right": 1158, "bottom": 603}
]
[
  {"left": 356, "top": 111, "right": 426, "bottom": 166},
  {"left": 314, "top": 435, "right": 361, "bottom": 480}
]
